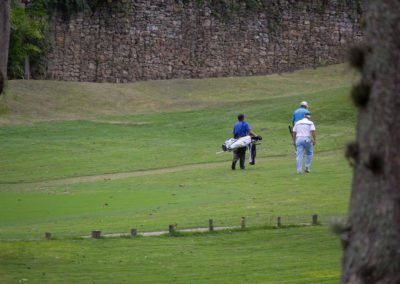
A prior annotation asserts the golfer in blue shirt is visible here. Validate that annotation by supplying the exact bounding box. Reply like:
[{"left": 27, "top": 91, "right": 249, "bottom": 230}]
[
  {"left": 292, "top": 101, "right": 309, "bottom": 126},
  {"left": 231, "top": 114, "right": 259, "bottom": 170}
]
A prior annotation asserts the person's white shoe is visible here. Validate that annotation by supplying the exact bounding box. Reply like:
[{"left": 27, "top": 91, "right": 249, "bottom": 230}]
[{"left": 305, "top": 167, "right": 310, "bottom": 173}]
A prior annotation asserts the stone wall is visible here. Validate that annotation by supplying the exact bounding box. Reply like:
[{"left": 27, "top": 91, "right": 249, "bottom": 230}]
[{"left": 47, "top": 0, "right": 362, "bottom": 83}]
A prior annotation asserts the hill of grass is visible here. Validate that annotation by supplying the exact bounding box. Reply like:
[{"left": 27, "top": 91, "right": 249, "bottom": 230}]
[
  {"left": 0, "top": 64, "right": 357, "bottom": 283},
  {"left": 0, "top": 64, "right": 357, "bottom": 125}
]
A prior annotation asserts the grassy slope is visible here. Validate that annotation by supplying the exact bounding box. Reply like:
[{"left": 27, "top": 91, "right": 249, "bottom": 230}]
[
  {"left": 0, "top": 64, "right": 357, "bottom": 184},
  {"left": 0, "top": 64, "right": 356, "bottom": 124},
  {"left": 0, "top": 64, "right": 357, "bottom": 283}
]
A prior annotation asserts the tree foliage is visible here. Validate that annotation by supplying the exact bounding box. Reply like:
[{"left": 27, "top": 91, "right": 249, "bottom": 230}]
[
  {"left": 42, "top": 0, "right": 89, "bottom": 18},
  {"left": 42, "top": 0, "right": 113, "bottom": 17},
  {"left": 8, "top": 0, "right": 48, "bottom": 79},
  {"left": 7, "top": 0, "right": 114, "bottom": 79}
]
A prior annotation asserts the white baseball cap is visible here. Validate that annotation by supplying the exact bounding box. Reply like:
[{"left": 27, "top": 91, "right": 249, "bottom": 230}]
[{"left": 300, "top": 101, "right": 308, "bottom": 107}]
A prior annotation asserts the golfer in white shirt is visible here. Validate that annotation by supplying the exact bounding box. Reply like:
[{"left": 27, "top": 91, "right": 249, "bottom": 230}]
[{"left": 292, "top": 112, "right": 316, "bottom": 173}]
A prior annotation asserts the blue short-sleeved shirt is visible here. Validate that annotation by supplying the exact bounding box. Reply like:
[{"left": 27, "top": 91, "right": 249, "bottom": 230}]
[
  {"left": 233, "top": 121, "right": 251, "bottom": 138},
  {"left": 292, "top": 107, "right": 309, "bottom": 125}
]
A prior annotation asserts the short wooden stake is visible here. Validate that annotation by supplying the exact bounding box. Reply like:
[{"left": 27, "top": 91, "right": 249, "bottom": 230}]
[
  {"left": 91, "top": 230, "right": 101, "bottom": 239},
  {"left": 277, "top": 217, "right": 282, "bottom": 228},
  {"left": 312, "top": 214, "right": 318, "bottom": 225},
  {"left": 208, "top": 219, "right": 214, "bottom": 231},
  {"left": 45, "top": 232, "right": 51, "bottom": 240},
  {"left": 130, "top": 229, "right": 137, "bottom": 237},
  {"left": 168, "top": 224, "right": 175, "bottom": 233},
  {"left": 241, "top": 217, "right": 246, "bottom": 229}
]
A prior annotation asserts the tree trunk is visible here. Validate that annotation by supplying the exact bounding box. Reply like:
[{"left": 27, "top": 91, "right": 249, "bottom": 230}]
[
  {"left": 0, "top": 0, "right": 10, "bottom": 79},
  {"left": 341, "top": 1, "right": 400, "bottom": 283}
]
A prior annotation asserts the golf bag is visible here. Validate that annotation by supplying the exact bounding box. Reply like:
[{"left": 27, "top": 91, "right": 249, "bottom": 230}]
[
  {"left": 222, "top": 136, "right": 252, "bottom": 151},
  {"left": 221, "top": 136, "right": 262, "bottom": 165}
]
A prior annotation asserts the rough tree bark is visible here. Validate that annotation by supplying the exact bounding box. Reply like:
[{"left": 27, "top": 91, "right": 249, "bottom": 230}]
[
  {"left": 341, "top": 1, "right": 400, "bottom": 283},
  {"left": 0, "top": 0, "right": 10, "bottom": 81},
  {"left": 0, "top": 66, "right": 3, "bottom": 95}
]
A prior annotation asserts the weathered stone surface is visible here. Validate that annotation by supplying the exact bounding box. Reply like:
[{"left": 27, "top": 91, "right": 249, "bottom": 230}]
[{"left": 46, "top": 0, "right": 362, "bottom": 82}]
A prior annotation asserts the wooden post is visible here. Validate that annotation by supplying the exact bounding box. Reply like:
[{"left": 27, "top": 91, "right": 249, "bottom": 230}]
[
  {"left": 130, "top": 229, "right": 137, "bottom": 237},
  {"left": 241, "top": 217, "right": 246, "bottom": 229},
  {"left": 91, "top": 230, "right": 101, "bottom": 239},
  {"left": 168, "top": 224, "right": 175, "bottom": 233},
  {"left": 208, "top": 219, "right": 214, "bottom": 231},
  {"left": 277, "top": 216, "right": 282, "bottom": 228},
  {"left": 312, "top": 214, "right": 318, "bottom": 225},
  {"left": 45, "top": 232, "right": 51, "bottom": 240}
]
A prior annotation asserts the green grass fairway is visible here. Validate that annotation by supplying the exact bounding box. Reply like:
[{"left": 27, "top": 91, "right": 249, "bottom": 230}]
[
  {"left": 0, "top": 227, "right": 341, "bottom": 284},
  {"left": 0, "top": 64, "right": 357, "bottom": 282},
  {"left": 0, "top": 151, "right": 350, "bottom": 239}
]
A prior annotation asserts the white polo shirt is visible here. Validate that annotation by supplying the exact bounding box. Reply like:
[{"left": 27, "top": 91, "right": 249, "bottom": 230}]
[{"left": 293, "top": 118, "right": 316, "bottom": 137}]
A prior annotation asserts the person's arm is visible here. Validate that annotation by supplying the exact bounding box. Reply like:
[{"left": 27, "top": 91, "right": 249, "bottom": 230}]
[
  {"left": 249, "top": 130, "right": 258, "bottom": 137},
  {"left": 311, "top": 130, "right": 316, "bottom": 145},
  {"left": 310, "top": 122, "right": 316, "bottom": 145},
  {"left": 292, "top": 131, "right": 297, "bottom": 145},
  {"left": 245, "top": 122, "right": 259, "bottom": 138}
]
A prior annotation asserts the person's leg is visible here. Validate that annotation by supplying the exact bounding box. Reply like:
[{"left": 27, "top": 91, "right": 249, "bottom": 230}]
[
  {"left": 295, "top": 138, "right": 305, "bottom": 173},
  {"left": 232, "top": 150, "right": 239, "bottom": 170},
  {"left": 239, "top": 147, "right": 246, "bottom": 169},
  {"left": 304, "top": 140, "right": 313, "bottom": 172},
  {"left": 249, "top": 143, "right": 256, "bottom": 165}
]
